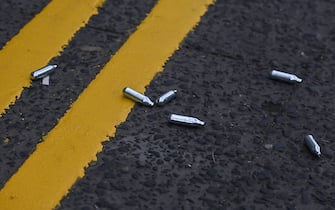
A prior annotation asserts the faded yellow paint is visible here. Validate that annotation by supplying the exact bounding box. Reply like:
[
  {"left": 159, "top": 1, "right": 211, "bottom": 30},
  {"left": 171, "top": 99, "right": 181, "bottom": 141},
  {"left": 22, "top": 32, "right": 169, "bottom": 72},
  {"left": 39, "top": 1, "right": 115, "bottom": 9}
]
[
  {"left": 0, "top": 0, "right": 105, "bottom": 115},
  {"left": 0, "top": 0, "right": 215, "bottom": 209}
]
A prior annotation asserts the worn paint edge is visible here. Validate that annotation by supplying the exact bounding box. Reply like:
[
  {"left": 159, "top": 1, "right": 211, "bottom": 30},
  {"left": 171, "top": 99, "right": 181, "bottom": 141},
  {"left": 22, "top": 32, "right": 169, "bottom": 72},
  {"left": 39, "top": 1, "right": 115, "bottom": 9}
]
[
  {"left": 0, "top": 0, "right": 105, "bottom": 115},
  {"left": 0, "top": 0, "right": 215, "bottom": 209}
]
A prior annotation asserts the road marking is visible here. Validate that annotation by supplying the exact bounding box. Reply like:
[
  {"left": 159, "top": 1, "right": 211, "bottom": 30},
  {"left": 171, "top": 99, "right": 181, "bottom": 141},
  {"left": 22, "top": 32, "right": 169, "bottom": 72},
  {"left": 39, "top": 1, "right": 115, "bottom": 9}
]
[
  {"left": 0, "top": 0, "right": 105, "bottom": 115},
  {"left": 0, "top": 0, "right": 214, "bottom": 209}
]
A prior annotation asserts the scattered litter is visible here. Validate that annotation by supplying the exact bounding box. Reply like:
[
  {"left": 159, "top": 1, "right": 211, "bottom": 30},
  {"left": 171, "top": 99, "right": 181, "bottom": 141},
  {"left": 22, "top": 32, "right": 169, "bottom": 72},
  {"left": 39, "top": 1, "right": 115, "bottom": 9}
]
[
  {"left": 304, "top": 134, "right": 321, "bottom": 157},
  {"left": 42, "top": 75, "right": 50, "bottom": 86},
  {"left": 156, "top": 89, "right": 177, "bottom": 106},
  {"left": 269, "top": 70, "right": 302, "bottom": 83},
  {"left": 264, "top": 144, "right": 273, "bottom": 150},
  {"left": 169, "top": 113, "right": 205, "bottom": 127},
  {"left": 31, "top": 64, "right": 57, "bottom": 80},
  {"left": 123, "top": 87, "right": 154, "bottom": 106}
]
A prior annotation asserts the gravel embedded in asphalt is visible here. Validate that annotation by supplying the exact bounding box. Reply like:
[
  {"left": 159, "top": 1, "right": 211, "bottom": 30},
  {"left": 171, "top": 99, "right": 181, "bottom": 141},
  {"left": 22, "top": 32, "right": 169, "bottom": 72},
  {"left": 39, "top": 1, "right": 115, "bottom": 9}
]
[
  {"left": 58, "top": 0, "right": 335, "bottom": 209},
  {"left": 1, "top": 0, "right": 335, "bottom": 209},
  {"left": 0, "top": 0, "right": 51, "bottom": 48},
  {"left": 0, "top": 0, "right": 157, "bottom": 188}
]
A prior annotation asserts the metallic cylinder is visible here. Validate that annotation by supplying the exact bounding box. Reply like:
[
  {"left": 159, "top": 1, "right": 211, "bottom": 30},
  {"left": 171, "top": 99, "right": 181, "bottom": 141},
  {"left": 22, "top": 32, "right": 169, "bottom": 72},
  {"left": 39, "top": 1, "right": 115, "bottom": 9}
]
[
  {"left": 123, "top": 87, "right": 154, "bottom": 106},
  {"left": 169, "top": 114, "right": 205, "bottom": 127},
  {"left": 156, "top": 89, "right": 177, "bottom": 106},
  {"left": 269, "top": 70, "right": 302, "bottom": 83},
  {"left": 31, "top": 64, "right": 57, "bottom": 80},
  {"left": 304, "top": 134, "right": 321, "bottom": 157}
]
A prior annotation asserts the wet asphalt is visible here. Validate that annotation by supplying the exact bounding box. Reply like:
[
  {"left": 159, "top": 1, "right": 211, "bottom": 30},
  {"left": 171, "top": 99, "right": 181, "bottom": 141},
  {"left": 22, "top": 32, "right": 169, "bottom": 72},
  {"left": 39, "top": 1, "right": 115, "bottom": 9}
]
[{"left": 1, "top": 0, "right": 335, "bottom": 210}]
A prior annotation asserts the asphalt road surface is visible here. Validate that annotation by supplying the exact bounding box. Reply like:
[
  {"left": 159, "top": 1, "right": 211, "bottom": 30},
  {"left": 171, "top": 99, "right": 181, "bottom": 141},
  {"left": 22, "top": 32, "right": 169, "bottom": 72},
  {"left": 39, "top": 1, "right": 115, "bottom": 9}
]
[{"left": 1, "top": 0, "right": 335, "bottom": 209}]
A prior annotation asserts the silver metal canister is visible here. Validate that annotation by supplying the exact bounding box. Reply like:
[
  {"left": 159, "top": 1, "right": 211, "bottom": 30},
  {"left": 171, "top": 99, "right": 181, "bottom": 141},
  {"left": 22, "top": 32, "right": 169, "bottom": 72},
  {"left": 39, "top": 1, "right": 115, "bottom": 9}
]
[
  {"left": 304, "top": 134, "right": 321, "bottom": 157},
  {"left": 156, "top": 90, "right": 177, "bottom": 106},
  {"left": 31, "top": 64, "right": 57, "bottom": 80},
  {"left": 123, "top": 87, "right": 154, "bottom": 106},
  {"left": 169, "top": 114, "right": 205, "bottom": 127},
  {"left": 269, "top": 70, "right": 302, "bottom": 83}
]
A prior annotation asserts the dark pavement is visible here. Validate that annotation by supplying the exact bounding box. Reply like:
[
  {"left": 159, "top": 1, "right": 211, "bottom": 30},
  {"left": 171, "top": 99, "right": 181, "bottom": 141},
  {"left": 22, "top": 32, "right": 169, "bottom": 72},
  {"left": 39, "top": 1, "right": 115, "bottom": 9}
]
[
  {"left": 1, "top": 0, "right": 335, "bottom": 209},
  {"left": 0, "top": 0, "right": 51, "bottom": 48}
]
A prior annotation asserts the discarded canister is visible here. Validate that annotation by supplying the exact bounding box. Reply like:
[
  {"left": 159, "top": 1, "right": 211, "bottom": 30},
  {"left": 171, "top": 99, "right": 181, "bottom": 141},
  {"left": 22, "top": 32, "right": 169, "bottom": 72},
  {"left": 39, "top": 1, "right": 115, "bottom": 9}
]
[
  {"left": 304, "top": 134, "right": 321, "bottom": 157},
  {"left": 31, "top": 64, "right": 57, "bottom": 80},
  {"left": 269, "top": 70, "right": 302, "bottom": 83},
  {"left": 169, "top": 114, "right": 205, "bottom": 127},
  {"left": 123, "top": 87, "right": 154, "bottom": 106},
  {"left": 156, "top": 90, "right": 177, "bottom": 106}
]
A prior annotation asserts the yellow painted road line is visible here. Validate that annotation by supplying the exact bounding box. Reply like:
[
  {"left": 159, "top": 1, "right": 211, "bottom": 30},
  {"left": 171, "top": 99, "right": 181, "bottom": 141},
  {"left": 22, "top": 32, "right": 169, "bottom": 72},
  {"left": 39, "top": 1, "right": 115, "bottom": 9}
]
[
  {"left": 0, "top": 0, "right": 105, "bottom": 115},
  {"left": 0, "top": 0, "right": 214, "bottom": 209}
]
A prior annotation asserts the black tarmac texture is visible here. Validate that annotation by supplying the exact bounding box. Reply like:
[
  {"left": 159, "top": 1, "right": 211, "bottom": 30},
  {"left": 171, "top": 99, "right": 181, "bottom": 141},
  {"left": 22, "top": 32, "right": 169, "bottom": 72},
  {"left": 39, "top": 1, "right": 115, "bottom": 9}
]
[
  {"left": 0, "top": 0, "right": 157, "bottom": 188},
  {"left": 1, "top": 0, "right": 335, "bottom": 210}
]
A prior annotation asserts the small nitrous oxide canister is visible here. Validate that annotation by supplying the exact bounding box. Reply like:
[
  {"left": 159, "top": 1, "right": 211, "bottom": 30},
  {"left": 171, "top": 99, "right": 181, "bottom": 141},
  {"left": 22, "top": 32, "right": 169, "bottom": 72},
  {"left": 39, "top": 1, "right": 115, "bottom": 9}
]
[
  {"left": 156, "top": 90, "right": 177, "bottom": 106},
  {"left": 269, "top": 70, "right": 302, "bottom": 83},
  {"left": 123, "top": 87, "right": 154, "bottom": 106},
  {"left": 31, "top": 64, "right": 57, "bottom": 80},
  {"left": 169, "top": 114, "right": 205, "bottom": 127},
  {"left": 304, "top": 134, "right": 321, "bottom": 157}
]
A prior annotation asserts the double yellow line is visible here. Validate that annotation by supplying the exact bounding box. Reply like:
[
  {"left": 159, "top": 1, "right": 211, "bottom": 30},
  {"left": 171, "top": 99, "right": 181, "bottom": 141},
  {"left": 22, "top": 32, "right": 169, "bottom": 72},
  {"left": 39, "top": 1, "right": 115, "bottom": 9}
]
[
  {"left": 0, "top": 0, "right": 105, "bottom": 114},
  {"left": 0, "top": 0, "right": 214, "bottom": 209}
]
